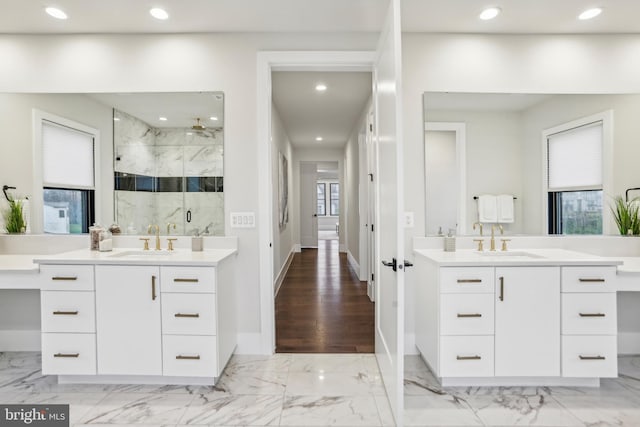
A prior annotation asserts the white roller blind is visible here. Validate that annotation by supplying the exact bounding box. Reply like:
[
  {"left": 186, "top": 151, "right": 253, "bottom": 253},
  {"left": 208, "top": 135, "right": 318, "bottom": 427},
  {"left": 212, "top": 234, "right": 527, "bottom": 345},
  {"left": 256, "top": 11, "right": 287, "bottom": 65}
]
[
  {"left": 548, "top": 121, "right": 602, "bottom": 191},
  {"left": 42, "top": 121, "right": 95, "bottom": 189}
]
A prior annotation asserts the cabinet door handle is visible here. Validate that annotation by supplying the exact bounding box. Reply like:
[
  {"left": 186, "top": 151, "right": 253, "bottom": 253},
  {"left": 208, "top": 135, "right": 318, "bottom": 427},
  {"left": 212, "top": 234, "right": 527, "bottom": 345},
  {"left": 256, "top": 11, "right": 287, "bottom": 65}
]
[
  {"left": 54, "top": 353, "right": 79, "bottom": 358},
  {"left": 52, "top": 276, "right": 77, "bottom": 281},
  {"left": 175, "top": 313, "right": 200, "bottom": 318},
  {"left": 579, "top": 278, "right": 605, "bottom": 283},
  {"left": 174, "top": 278, "right": 199, "bottom": 283},
  {"left": 499, "top": 276, "right": 504, "bottom": 301},
  {"left": 579, "top": 313, "right": 606, "bottom": 317},
  {"left": 456, "top": 355, "right": 481, "bottom": 360},
  {"left": 53, "top": 310, "right": 79, "bottom": 316},
  {"left": 579, "top": 355, "right": 605, "bottom": 360},
  {"left": 457, "top": 279, "right": 482, "bottom": 283},
  {"left": 151, "top": 275, "right": 157, "bottom": 301},
  {"left": 457, "top": 313, "right": 482, "bottom": 318},
  {"left": 176, "top": 355, "right": 201, "bottom": 360}
]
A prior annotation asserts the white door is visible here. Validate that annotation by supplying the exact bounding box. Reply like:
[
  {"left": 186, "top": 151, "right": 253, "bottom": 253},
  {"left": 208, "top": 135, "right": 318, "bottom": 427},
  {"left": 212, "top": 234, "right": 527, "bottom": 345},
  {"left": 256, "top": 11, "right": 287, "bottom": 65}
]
[
  {"left": 495, "top": 267, "right": 561, "bottom": 376},
  {"left": 95, "top": 265, "right": 162, "bottom": 375},
  {"left": 374, "top": 0, "right": 405, "bottom": 424},
  {"left": 300, "top": 162, "right": 318, "bottom": 248}
]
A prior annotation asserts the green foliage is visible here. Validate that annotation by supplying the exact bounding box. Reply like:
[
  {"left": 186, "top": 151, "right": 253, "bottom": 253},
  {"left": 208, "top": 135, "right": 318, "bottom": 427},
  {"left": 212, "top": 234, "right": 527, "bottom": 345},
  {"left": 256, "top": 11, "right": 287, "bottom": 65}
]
[
  {"left": 2, "top": 197, "right": 25, "bottom": 233},
  {"left": 610, "top": 195, "right": 640, "bottom": 235}
]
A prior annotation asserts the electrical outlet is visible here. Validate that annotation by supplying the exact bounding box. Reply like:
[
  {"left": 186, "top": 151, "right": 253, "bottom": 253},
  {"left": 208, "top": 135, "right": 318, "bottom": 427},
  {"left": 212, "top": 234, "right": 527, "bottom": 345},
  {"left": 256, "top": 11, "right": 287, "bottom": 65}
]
[
  {"left": 404, "top": 212, "right": 414, "bottom": 228},
  {"left": 230, "top": 212, "right": 256, "bottom": 228}
]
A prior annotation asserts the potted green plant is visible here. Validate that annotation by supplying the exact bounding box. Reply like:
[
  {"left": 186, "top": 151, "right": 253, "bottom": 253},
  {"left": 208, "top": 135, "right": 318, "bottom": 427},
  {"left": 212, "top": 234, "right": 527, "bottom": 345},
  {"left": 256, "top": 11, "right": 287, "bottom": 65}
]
[
  {"left": 610, "top": 195, "right": 640, "bottom": 235},
  {"left": 2, "top": 196, "right": 26, "bottom": 233}
]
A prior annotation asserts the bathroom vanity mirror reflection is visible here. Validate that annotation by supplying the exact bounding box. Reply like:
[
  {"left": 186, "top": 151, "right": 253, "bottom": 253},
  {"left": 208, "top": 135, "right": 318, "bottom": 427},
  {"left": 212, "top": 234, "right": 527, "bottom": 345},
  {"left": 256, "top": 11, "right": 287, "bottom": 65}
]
[
  {"left": 99, "top": 92, "right": 225, "bottom": 236},
  {"left": 423, "top": 92, "right": 640, "bottom": 236}
]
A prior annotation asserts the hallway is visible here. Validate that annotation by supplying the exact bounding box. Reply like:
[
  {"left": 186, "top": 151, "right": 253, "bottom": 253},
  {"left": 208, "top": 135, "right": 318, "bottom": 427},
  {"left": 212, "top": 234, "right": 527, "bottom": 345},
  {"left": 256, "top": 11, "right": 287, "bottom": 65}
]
[{"left": 275, "top": 239, "right": 374, "bottom": 353}]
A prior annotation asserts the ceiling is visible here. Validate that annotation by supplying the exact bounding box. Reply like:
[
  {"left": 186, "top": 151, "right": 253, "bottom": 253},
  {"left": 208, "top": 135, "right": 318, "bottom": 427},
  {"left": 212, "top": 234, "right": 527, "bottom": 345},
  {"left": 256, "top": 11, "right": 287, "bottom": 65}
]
[
  {"left": 272, "top": 72, "right": 372, "bottom": 149},
  {"left": 1, "top": 0, "right": 640, "bottom": 34}
]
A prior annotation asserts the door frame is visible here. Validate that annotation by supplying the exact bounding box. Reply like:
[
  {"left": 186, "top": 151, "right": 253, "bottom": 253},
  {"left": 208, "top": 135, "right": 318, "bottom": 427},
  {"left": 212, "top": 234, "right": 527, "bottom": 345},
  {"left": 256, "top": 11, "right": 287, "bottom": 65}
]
[{"left": 257, "top": 51, "right": 376, "bottom": 354}]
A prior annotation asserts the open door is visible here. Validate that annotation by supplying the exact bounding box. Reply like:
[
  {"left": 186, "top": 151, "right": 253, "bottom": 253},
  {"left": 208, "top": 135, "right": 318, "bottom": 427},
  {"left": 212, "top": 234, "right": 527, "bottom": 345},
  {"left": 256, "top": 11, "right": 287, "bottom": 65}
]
[
  {"left": 300, "top": 162, "right": 319, "bottom": 248},
  {"left": 373, "top": 0, "right": 405, "bottom": 425}
]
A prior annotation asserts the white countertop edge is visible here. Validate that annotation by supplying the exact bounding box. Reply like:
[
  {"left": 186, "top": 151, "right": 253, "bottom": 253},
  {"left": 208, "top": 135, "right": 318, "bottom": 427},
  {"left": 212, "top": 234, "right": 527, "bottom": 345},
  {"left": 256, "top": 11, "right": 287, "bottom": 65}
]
[{"left": 413, "top": 248, "right": 623, "bottom": 267}]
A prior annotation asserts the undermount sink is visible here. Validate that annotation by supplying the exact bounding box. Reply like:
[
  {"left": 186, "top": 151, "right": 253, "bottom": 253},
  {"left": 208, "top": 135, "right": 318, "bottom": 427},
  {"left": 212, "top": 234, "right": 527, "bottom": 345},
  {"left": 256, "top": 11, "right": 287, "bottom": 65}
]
[
  {"left": 109, "top": 250, "right": 173, "bottom": 258},
  {"left": 477, "top": 251, "right": 544, "bottom": 259}
]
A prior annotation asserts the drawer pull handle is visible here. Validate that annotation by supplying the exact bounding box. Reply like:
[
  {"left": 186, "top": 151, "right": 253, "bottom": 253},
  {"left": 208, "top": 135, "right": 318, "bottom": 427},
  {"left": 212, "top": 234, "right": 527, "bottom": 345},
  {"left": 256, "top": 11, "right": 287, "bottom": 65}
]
[
  {"left": 53, "top": 310, "right": 79, "bottom": 316},
  {"left": 174, "top": 278, "right": 199, "bottom": 283},
  {"left": 457, "top": 313, "right": 482, "bottom": 318},
  {"left": 579, "top": 313, "right": 606, "bottom": 317},
  {"left": 52, "top": 276, "right": 77, "bottom": 281},
  {"left": 579, "top": 355, "right": 605, "bottom": 360},
  {"left": 151, "top": 275, "right": 157, "bottom": 301},
  {"left": 175, "top": 313, "right": 200, "bottom": 318},
  {"left": 457, "top": 279, "right": 482, "bottom": 283},
  {"left": 579, "top": 278, "right": 605, "bottom": 283},
  {"left": 456, "top": 355, "right": 481, "bottom": 361},
  {"left": 499, "top": 276, "right": 504, "bottom": 302},
  {"left": 54, "top": 353, "right": 79, "bottom": 358},
  {"left": 176, "top": 355, "right": 201, "bottom": 360}
]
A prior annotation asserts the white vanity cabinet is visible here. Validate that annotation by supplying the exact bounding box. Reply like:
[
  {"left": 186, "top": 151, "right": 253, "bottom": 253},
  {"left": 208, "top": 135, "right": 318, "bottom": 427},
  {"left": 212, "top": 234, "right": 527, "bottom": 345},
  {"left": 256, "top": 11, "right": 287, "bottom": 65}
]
[
  {"left": 95, "top": 265, "right": 162, "bottom": 375},
  {"left": 40, "top": 264, "right": 97, "bottom": 375}
]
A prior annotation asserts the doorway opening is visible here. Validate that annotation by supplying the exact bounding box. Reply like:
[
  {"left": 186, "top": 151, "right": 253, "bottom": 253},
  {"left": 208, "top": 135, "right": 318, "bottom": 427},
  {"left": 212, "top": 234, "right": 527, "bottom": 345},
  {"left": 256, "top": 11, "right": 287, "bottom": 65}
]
[{"left": 270, "top": 70, "right": 374, "bottom": 353}]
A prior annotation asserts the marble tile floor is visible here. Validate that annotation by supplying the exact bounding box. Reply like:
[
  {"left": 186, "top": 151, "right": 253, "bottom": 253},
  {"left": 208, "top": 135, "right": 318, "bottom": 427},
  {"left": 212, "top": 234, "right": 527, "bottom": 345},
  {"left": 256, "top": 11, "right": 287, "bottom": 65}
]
[{"left": 1, "top": 352, "right": 640, "bottom": 426}]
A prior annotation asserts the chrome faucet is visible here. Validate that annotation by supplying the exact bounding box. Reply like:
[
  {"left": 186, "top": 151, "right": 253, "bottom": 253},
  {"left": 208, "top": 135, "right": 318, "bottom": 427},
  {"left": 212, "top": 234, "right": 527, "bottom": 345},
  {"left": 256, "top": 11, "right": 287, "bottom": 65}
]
[
  {"left": 490, "top": 224, "right": 503, "bottom": 251},
  {"left": 148, "top": 224, "right": 161, "bottom": 250}
]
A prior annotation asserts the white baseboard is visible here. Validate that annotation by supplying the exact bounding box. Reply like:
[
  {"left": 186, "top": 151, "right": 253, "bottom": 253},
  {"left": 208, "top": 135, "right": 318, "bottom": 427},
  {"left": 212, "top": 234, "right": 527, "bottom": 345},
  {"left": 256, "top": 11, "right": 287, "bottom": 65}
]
[
  {"left": 0, "top": 330, "right": 41, "bottom": 351},
  {"left": 236, "top": 333, "right": 268, "bottom": 355},
  {"left": 618, "top": 332, "right": 640, "bottom": 355},
  {"left": 347, "top": 251, "right": 360, "bottom": 277},
  {"left": 405, "top": 333, "right": 419, "bottom": 355},
  {"left": 274, "top": 247, "right": 295, "bottom": 297}
]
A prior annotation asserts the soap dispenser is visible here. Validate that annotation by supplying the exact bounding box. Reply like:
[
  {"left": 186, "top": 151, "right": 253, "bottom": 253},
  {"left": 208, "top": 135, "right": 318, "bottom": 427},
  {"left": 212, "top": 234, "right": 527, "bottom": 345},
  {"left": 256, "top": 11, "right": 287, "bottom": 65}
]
[{"left": 444, "top": 229, "right": 456, "bottom": 252}]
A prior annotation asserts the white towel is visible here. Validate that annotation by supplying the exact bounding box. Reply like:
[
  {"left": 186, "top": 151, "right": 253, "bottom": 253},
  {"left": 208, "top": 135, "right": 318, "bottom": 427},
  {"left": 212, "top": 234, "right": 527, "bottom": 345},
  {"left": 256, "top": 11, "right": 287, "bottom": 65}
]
[
  {"left": 477, "top": 195, "right": 497, "bottom": 223},
  {"left": 497, "top": 194, "right": 514, "bottom": 224}
]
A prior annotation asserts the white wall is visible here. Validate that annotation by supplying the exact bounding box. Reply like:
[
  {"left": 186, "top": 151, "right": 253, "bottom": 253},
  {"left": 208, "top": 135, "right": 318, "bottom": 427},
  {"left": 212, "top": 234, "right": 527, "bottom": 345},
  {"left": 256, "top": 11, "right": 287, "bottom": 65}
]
[
  {"left": 271, "top": 103, "right": 295, "bottom": 287},
  {"left": 0, "top": 32, "right": 377, "bottom": 353}
]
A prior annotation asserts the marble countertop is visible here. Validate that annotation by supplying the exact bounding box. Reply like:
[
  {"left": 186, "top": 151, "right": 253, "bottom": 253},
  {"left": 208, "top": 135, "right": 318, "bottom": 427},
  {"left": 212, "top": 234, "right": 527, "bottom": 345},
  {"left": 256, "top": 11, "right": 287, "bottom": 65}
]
[
  {"left": 414, "top": 248, "right": 623, "bottom": 267},
  {"left": 33, "top": 248, "right": 237, "bottom": 267}
]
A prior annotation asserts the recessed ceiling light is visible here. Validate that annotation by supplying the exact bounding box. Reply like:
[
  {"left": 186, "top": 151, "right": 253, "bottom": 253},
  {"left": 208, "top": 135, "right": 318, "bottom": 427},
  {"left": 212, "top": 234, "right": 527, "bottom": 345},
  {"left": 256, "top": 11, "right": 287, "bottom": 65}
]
[
  {"left": 209, "top": 116, "right": 218, "bottom": 121},
  {"left": 315, "top": 137, "right": 323, "bottom": 142},
  {"left": 45, "top": 7, "right": 67, "bottom": 20},
  {"left": 579, "top": 7, "right": 602, "bottom": 20},
  {"left": 159, "top": 117, "right": 167, "bottom": 121},
  {"left": 149, "top": 7, "right": 169, "bottom": 20},
  {"left": 315, "top": 84, "right": 327, "bottom": 92},
  {"left": 479, "top": 6, "right": 501, "bottom": 20}
]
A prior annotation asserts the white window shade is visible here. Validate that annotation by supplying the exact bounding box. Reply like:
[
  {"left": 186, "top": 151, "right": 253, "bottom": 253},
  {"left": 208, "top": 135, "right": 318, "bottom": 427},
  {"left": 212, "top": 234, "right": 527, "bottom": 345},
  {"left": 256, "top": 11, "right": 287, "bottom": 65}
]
[
  {"left": 548, "top": 122, "right": 602, "bottom": 191},
  {"left": 42, "top": 121, "right": 95, "bottom": 189}
]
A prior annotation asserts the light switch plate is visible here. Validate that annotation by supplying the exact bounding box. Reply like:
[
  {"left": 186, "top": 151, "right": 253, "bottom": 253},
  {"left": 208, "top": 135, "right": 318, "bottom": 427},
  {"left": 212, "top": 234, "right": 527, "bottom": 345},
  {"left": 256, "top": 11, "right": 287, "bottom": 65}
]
[
  {"left": 230, "top": 212, "right": 256, "bottom": 228},
  {"left": 404, "top": 212, "right": 414, "bottom": 228}
]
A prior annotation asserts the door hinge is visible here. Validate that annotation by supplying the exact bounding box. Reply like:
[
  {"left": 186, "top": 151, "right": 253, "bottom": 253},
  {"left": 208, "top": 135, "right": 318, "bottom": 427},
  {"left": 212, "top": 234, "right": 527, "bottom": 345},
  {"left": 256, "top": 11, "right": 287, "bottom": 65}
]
[
  {"left": 368, "top": 173, "right": 373, "bottom": 182},
  {"left": 371, "top": 273, "right": 374, "bottom": 282},
  {"left": 369, "top": 123, "right": 373, "bottom": 132},
  {"left": 371, "top": 224, "right": 374, "bottom": 232}
]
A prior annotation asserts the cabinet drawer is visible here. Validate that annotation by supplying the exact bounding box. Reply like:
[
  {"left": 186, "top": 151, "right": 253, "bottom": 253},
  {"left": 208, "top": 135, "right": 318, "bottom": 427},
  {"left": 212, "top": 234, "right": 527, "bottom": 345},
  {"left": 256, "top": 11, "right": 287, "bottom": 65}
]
[
  {"left": 562, "top": 293, "right": 617, "bottom": 335},
  {"left": 162, "top": 293, "right": 216, "bottom": 335},
  {"left": 41, "top": 333, "right": 96, "bottom": 375},
  {"left": 562, "top": 335, "right": 617, "bottom": 378},
  {"left": 41, "top": 291, "right": 95, "bottom": 333},
  {"left": 162, "top": 335, "right": 217, "bottom": 377},
  {"left": 561, "top": 266, "right": 617, "bottom": 293},
  {"left": 40, "top": 264, "right": 94, "bottom": 291},
  {"left": 440, "top": 267, "right": 494, "bottom": 294},
  {"left": 439, "top": 336, "right": 494, "bottom": 377},
  {"left": 161, "top": 266, "right": 215, "bottom": 293},
  {"left": 440, "top": 294, "right": 494, "bottom": 335}
]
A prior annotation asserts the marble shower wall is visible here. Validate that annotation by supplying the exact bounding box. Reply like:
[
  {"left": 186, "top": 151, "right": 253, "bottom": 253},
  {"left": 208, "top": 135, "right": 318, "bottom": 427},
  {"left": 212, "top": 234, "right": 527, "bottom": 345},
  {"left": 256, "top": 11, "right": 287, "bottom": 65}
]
[{"left": 114, "top": 110, "right": 224, "bottom": 235}]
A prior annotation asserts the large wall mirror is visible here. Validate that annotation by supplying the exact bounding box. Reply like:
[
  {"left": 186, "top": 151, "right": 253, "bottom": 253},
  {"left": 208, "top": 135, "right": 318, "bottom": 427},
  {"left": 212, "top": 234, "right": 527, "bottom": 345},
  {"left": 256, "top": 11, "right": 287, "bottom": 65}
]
[
  {"left": 95, "top": 93, "right": 225, "bottom": 236},
  {"left": 423, "top": 92, "right": 640, "bottom": 236}
]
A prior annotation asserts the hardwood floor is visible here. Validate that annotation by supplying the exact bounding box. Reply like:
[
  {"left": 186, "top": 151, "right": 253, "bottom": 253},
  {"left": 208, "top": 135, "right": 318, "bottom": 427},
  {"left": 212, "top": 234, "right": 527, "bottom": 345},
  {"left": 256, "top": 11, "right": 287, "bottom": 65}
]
[{"left": 275, "top": 239, "right": 374, "bottom": 353}]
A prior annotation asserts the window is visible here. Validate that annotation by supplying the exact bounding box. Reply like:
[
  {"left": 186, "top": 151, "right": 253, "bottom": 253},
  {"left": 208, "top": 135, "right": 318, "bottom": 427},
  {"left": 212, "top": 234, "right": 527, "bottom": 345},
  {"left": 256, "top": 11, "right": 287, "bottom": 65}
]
[
  {"left": 41, "top": 120, "right": 96, "bottom": 234},
  {"left": 317, "top": 183, "right": 326, "bottom": 216},
  {"left": 330, "top": 183, "right": 340, "bottom": 216},
  {"left": 547, "top": 121, "right": 603, "bottom": 235}
]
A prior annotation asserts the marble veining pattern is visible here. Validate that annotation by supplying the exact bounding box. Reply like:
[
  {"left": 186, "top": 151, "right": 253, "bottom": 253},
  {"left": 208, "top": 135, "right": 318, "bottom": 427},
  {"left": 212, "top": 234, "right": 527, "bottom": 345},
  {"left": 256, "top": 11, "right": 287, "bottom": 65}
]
[{"left": 1, "top": 352, "right": 640, "bottom": 426}]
